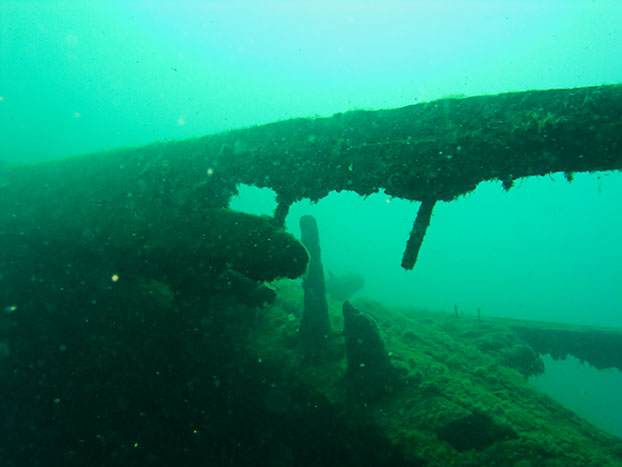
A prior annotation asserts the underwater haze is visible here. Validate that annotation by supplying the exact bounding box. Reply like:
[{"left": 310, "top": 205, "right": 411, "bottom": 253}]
[{"left": 1, "top": 0, "right": 622, "bottom": 450}]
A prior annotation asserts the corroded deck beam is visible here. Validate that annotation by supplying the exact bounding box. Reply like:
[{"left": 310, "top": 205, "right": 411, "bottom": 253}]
[{"left": 2, "top": 85, "right": 621, "bottom": 268}]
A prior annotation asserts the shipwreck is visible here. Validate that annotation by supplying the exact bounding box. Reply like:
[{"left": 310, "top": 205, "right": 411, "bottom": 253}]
[{"left": 1, "top": 85, "right": 621, "bottom": 466}]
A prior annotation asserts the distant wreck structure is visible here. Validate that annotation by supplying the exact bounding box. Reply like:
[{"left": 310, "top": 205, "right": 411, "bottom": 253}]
[{"left": 326, "top": 271, "right": 365, "bottom": 301}]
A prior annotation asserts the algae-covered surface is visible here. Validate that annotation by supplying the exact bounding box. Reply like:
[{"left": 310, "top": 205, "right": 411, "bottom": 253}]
[
  {"left": 1, "top": 234, "right": 621, "bottom": 465},
  {"left": 244, "top": 281, "right": 622, "bottom": 466}
]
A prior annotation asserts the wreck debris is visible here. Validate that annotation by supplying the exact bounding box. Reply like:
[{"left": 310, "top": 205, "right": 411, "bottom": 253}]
[
  {"left": 401, "top": 199, "right": 436, "bottom": 269},
  {"left": 298, "top": 215, "right": 331, "bottom": 352},
  {"left": 342, "top": 300, "right": 395, "bottom": 399},
  {"left": 272, "top": 193, "right": 294, "bottom": 227},
  {"left": 0, "top": 200, "right": 308, "bottom": 305}
]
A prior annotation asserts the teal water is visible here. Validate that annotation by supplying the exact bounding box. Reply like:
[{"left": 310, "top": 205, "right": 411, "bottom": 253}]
[{"left": 1, "top": 0, "right": 621, "bottom": 458}]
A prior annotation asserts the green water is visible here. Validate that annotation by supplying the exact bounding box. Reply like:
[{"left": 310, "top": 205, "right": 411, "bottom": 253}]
[{"left": 1, "top": 0, "right": 621, "bottom": 461}]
